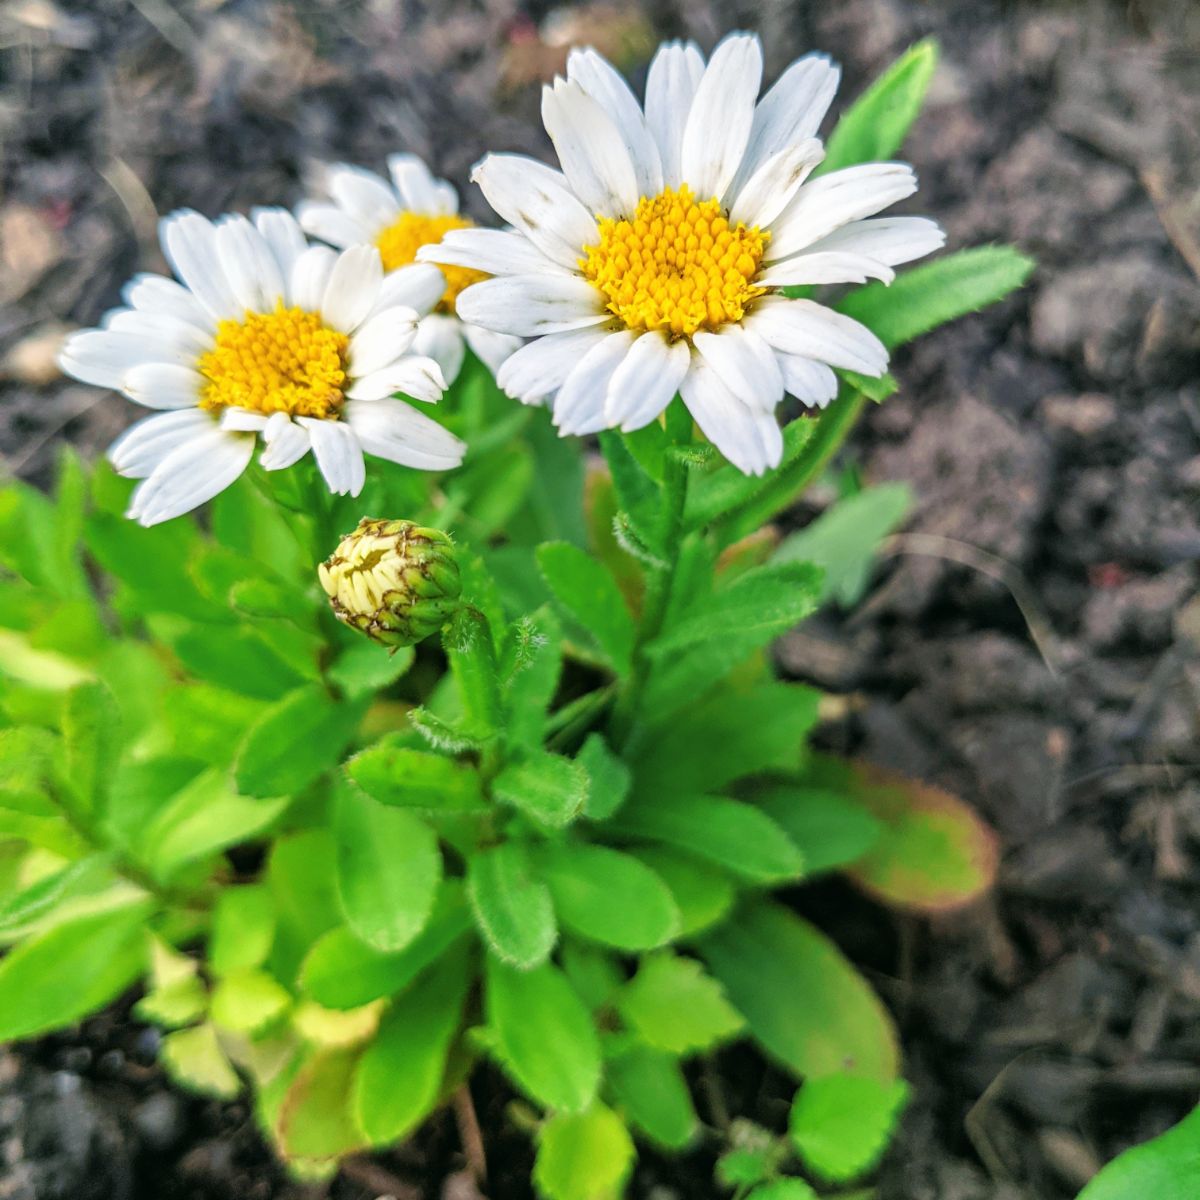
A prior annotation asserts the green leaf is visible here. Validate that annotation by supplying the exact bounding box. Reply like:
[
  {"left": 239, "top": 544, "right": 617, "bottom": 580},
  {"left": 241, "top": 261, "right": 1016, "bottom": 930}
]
[
  {"left": 485, "top": 956, "right": 601, "bottom": 1112},
  {"left": 333, "top": 784, "right": 441, "bottom": 952},
  {"left": 326, "top": 640, "right": 413, "bottom": 699},
  {"left": 61, "top": 681, "right": 121, "bottom": 819},
  {"left": 612, "top": 793, "right": 803, "bottom": 883},
  {"left": 0, "top": 900, "right": 151, "bottom": 1040},
  {"left": 539, "top": 843, "right": 678, "bottom": 952},
  {"left": 628, "top": 848, "right": 736, "bottom": 937},
  {"left": 820, "top": 39, "right": 939, "bottom": 174},
  {"left": 634, "top": 681, "right": 820, "bottom": 797},
  {"left": 598, "top": 431, "right": 664, "bottom": 553},
  {"left": 492, "top": 752, "right": 589, "bottom": 830},
  {"left": 789, "top": 1073, "right": 909, "bottom": 1182},
  {"left": 606, "top": 1045, "right": 698, "bottom": 1150},
  {"left": 299, "top": 883, "right": 471, "bottom": 1009},
  {"left": 235, "top": 686, "right": 365, "bottom": 799},
  {"left": 774, "top": 483, "right": 912, "bottom": 607},
  {"left": 346, "top": 742, "right": 486, "bottom": 813},
  {"left": 171, "top": 625, "right": 309, "bottom": 700},
  {"left": 577, "top": 734, "right": 632, "bottom": 821},
  {"left": 267, "top": 830, "right": 341, "bottom": 987},
  {"left": 839, "top": 247, "right": 1035, "bottom": 351},
  {"left": 209, "top": 885, "right": 276, "bottom": 976},
  {"left": 445, "top": 606, "right": 503, "bottom": 740},
  {"left": 534, "top": 1103, "right": 636, "bottom": 1200},
  {"left": 1078, "top": 1102, "right": 1200, "bottom": 1200},
  {"left": 353, "top": 949, "right": 470, "bottom": 1145},
  {"left": 504, "top": 606, "right": 564, "bottom": 748},
  {"left": 210, "top": 967, "right": 291, "bottom": 1034},
  {"left": 537, "top": 541, "right": 635, "bottom": 674},
  {"left": 617, "top": 953, "right": 743, "bottom": 1055},
  {"left": 160, "top": 1023, "right": 241, "bottom": 1100},
  {"left": 747, "top": 1181, "right": 819, "bottom": 1200},
  {"left": 276, "top": 1047, "right": 367, "bottom": 1162},
  {"left": 698, "top": 901, "right": 899, "bottom": 1082},
  {"left": 467, "top": 841, "right": 557, "bottom": 969},
  {"left": 141, "top": 769, "right": 289, "bottom": 877},
  {"left": 164, "top": 684, "right": 267, "bottom": 768},
  {"left": 756, "top": 784, "right": 883, "bottom": 876},
  {"left": 0, "top": 854, "right": 112, "bottom": 938},
  {"left": 842, "top": 763, "right": 999, "bottom": 912}
]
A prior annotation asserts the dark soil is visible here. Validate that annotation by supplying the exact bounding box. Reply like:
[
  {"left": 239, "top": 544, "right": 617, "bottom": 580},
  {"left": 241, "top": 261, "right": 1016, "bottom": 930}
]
[{"left": 2, "top": 0, "right": 1199, "bottom": 1197}]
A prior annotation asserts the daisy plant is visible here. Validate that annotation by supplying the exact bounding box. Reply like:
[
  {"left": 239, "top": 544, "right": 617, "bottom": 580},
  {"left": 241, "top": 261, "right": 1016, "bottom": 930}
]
[{"left": 0, "top": 35, "right": 1030, "bottom": 1200}]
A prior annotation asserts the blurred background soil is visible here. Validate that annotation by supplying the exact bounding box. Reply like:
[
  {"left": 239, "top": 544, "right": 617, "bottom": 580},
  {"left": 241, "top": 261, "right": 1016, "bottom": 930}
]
[{"left": 2, "top": 0, "right": 1200, "bottom": 1197}]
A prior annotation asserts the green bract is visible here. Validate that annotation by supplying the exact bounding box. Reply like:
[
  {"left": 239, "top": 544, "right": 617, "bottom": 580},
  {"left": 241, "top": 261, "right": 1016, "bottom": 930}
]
[{"left": 0, "top": 39, "right": 1032, "bottom": 1200}]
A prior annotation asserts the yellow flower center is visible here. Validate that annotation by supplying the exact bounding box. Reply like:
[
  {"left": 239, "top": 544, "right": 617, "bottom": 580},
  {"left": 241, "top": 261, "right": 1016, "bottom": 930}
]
[
  {"left": 374, "top": 212, "right": 487, "bottom": 312},
  {"left": 580, "top": 185, "right": 770, "bottom": 338},
  {"left": 197, "top": 304, "right": 349, "bottom": 420}
]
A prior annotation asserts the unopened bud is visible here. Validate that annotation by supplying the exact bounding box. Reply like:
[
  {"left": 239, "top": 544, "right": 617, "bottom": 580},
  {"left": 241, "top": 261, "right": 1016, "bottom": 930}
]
[{"left": 319, "top": 518, "right": 461, "bottom": 648}]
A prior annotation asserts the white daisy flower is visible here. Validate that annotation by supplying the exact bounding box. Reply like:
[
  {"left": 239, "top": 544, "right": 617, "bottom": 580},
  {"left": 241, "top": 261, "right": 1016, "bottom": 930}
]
[
  {"left": 58, "top": 208, "right": 465, "bottom": 527},
  {"left": 297, "top": 156, "right": 523, "bottom": 385},
  {"left": 422, "top": 34, "right": 946, "bottom": 475}
]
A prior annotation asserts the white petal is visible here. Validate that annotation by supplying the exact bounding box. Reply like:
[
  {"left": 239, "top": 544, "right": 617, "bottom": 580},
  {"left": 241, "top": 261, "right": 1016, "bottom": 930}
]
[
  {"left": 121, "top": 273, "right": 213, "bottom": 331},
  {"left": 766, "top": 164, "right": 919, "bottom": 262},
  {"left": 411, "top": 316, "right": 465, "bottom": 386},
  {"left": 387, "top": 154, "right": 458, "bottom": 215},
  {"left": 470, "top": 154, "right": 599, "bottom": 269},
  {"left": 214, "top": 215, "right": 285, "bottom": 312},
  {"left": 120, "top": 362, "right": 206, "bottom": 410},
  {"left": 321, "top": 245, "right": 383, "bottom": 333},
  {"left": 804, "top": 216, "right": 946, "bottom": 266},
  {"left": 554, "top": 330, "right": 637, "bottom": 435},
  {"left": 127, "top": 429, "right": 254, "bottom": 526},
  {"left": 58, "top": 328, "right": 194, "bottom": 388},
  {"left": 325, "top": 164, "right": 402, "bottom": 227},
  {"left": 605, "top": 330, "right": 690, "bottom": 431},
  {"left": 345, "top": 398, "right": 465, "bottom": 471},
  {"left": 758, "top": 251, "right": 895, "bottom": 288},
  {"left": 645, "top": 40, "right": 705, "bottom": 189},
  {"left": 777, "top": 353, "right": 839, "bottom": 409},
  {"left": 693, "top": 325, "right": 784, "bottom": 411},
  {"left": 159, "top": 210, "right": 241, "bottom": 320},
  {"left": 252, "top": 208, "right": 309, "bottom": 280},
  {"left": 496, "top": 327, "right": 611, "bottom": 405},
  {"left": 346, "top": 355, "right": 446, "bottom": 403},
  {"left": 746, "top": 297, "right": 888, "bottom": 375},
  {"left": 728, "top": 138, "right": 824, "bottom": 229},
  {"left": 298, "top": 418, "right": 365, "bottom": 497},
  {"left": 462, "top": 324, "right": 522, "bottom": 375},
  {"left": 259, "top": 412, "right": 311, "bottom": 471},
  {"left": 541, "top": 79, "right": 639, "bottom": 218},
  {"left": 372, "top": 263, "right": 446, "bottom": 318},
  {"left": 567, "top": 47, "right": 662, "bottom": 198},
  {"left": 680, "top": 33, "right": 763, "bottom": 200},
  {"left": 349, "top": 306, "right": 419, "bottom": 375},
  {"left": 107, "top": 409, "right": 215, "bottom": 478},
  {"left": 288, "top": 245, "right": 338, "bottom": 311},
  {"left": 103, "top": 309, "right": 212, "bottom": 356},
  {"left": 730, "top": 54, "right": 840, "bottom": 197},
  {"left": 296, "top": 202, "right": 374, "bottom": 250},
  {"left": 680, "top": 355, "right": 783, "bottom": 476},
  {"left": 419, "top": 228, "right": 569, "bottom": 278},
  {"left": 455, "top": 275, "right": 606, "bottom": 338},
  {"left": 219, "top": 407, "right": 269, "bottom": 432}
]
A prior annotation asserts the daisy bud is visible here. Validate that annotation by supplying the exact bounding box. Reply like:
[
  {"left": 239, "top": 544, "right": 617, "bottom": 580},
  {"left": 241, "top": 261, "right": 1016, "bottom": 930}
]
[{"left": 319, "top": 518, "right": 461, "bottom": 648}]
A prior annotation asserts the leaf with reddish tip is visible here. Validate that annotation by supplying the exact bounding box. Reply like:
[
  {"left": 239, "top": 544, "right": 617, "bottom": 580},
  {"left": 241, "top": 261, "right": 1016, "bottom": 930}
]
[{"left": 843, "top": 762, "right": 999, "bottom": 912}]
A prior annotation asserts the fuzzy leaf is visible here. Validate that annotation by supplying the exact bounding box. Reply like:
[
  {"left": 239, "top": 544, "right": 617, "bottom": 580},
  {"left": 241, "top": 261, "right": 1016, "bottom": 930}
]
[
  {"left": 210, "top": 967, "right": 291, "bottom": 1034},
  {"left": 346, "top": 742, "right": 486, "bottom": 813},
  {"left": 504, "top": 606, "right": 564, "bottom": 748},
  {"left": 839, "top": 247, "right": 1035, "bottom": 351},
  {"left": 821, "top": 39, "right": 939, "bottom": 173},
  {"left": 486, "top": 956, "right": 601, "bottom": 1112},
  {"left": 538, "top": 843, "right": 679, "bottom": 951},
  {"left": 537, "top": 541, "right": 636, "bottom": 674},
  {"left": 209, "top": 885, "right": 276, "bottom": 976},
  {"left": 353, "top": 950, "right": 470, "bottom": 1145},
  {"left": 534, "top": 1104, "right": 635, "bottom": 1200},
  {"left": 468, "top": 841, "right": 557, "bottom": 969},
  {"left": 333, "top": 785, "right": 441, "bottom": 952},
  {"left": 61, "top": 681, "right": 121, "bottom": 819},
  {"left": 628, "top": 848, "right": 736, "bottom": 937},
  {"left": 606, "top": 1045, "right": 698, "bottom": 1150},
  {"left": 616, "top": 953, "right": 743, "bottom": 1056},
  {"left": 789, "top": 1073, "right": 910, "bottom": 1182},
  {"left": 577, "top": 734, "right": 632, "bottom": 821},
  {"left": 699, "top": 901, "right": 899, "bottom": 1082},
  {"left": 492, "top": 752, "right": 589, "bottom": 830}
]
